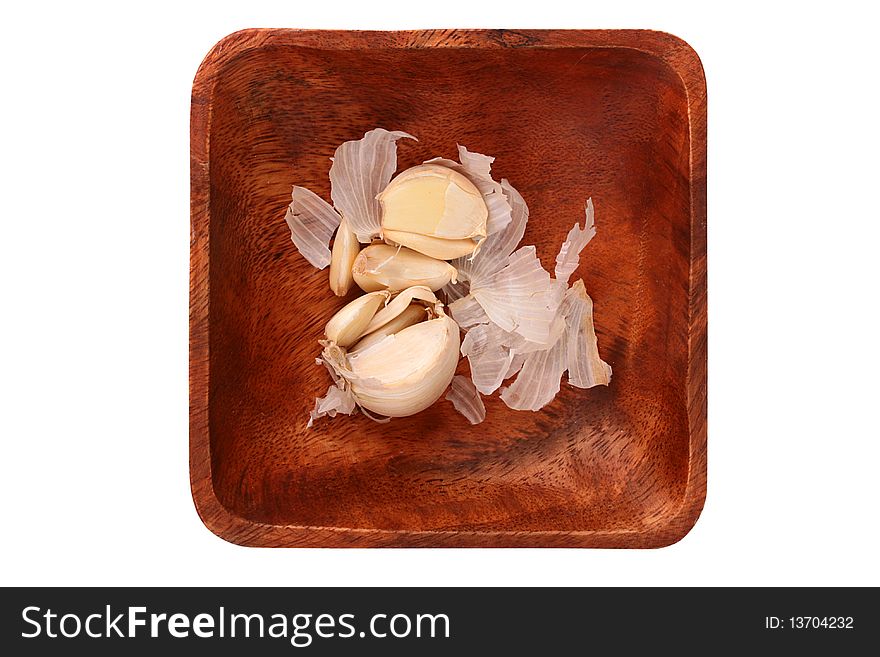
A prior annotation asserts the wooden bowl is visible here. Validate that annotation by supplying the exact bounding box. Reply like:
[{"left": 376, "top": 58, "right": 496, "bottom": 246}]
[{"left": 190, "top": 29, "right": 707, "bottom": 547}]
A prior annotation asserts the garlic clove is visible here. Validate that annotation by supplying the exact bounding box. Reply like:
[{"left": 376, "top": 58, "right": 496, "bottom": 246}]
[
  {"left": 378, "top": 163, "right": 488, "bottom": 245},
  {"left": 324, "top": 290, "right": 390, "bottom": 348},
  {"left": 351, "top": 244, "right": 457, "bottom": 293},
  {"left": 363, "top": 285, "right": 439, "bottom": 335},
  {"left": 329, "top": 219, "right": 360, "bottom": 296},
  {"left": 381, "top": 230, "right": 479, "bottom": 260},
  {"left": 349, "top": 303, "right": 428, "bottom": 354},
  {"left": 346, "top": 315, "right": 461, "bottom": 417}
]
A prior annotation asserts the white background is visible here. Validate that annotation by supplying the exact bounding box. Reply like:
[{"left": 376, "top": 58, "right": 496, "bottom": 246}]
[{"left": 1, "top": 1, "right": 878, "bottom": 587}]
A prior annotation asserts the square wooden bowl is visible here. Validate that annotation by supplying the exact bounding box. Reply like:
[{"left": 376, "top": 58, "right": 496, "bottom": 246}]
[{"left": 190, "top": 29, "right": 707, "bottom": 547}]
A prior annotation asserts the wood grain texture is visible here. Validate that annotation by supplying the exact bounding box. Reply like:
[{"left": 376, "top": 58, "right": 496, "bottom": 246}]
[{"left": 190, "top": 29, "right": 707, "bottom": 548}]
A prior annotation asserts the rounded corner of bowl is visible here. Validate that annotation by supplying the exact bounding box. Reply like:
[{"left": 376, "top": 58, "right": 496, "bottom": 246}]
[
  {"left": 648, "top": 30, "right": 707, "bottom": 98},
  {"left": 192, "top": 28, "right": 270, "bottom": 92},
  {"left": 189, "top": 475, "right": 261, "bottom": 549},
  {"left": 647, "top": 485, "right": 707, "bottom": 549}
]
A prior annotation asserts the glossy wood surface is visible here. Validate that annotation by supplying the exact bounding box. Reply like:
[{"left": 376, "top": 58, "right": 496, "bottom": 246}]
[{"left": 190, "top": 29, "right": 707, "bottom": 547}]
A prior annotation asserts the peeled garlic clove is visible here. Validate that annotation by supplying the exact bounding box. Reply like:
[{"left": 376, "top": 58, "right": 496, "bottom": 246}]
[
  {"left": 364, "top": 285, "right": 438, "bottom": 335},
  {"left": 378, "top": 163, "right": 488, "bottom": 257},
  {"left": 382, "top": 230, "right": 480, "bottom": 260},
  {"left": 349, "top": 303, "right": 427, "bottom": 354},
  {"left": 329, "top": 219, "right": 360, "bottom": 296},
  {"left": 324, "top": 290, "right": 390, "bottom": 348},
  {"left": 351, "top": 244, "right": 457, "bottom": 293},
  {"left": 346, "top": 315, "right": 461, "bottom": 417}
]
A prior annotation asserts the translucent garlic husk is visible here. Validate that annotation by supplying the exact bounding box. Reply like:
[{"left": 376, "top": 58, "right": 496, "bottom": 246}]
[{"left": 378, "top": 163, "right": 488, "bottom": 259}]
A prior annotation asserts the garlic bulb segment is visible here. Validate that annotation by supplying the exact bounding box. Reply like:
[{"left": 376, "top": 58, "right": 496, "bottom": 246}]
[
  {"left": 378, "top": 163, "right": 488, "bottom": 256},
  {"left": 382, "top": 230, "right": 480, "bottom": 260},
  {"left": 351, "top": 244, "right": 458, "bottom": 293},
  {"left": 329, "top": 219, "right": 360, "bottom": 296},
  {"left": 346, "top": 314, "right": 461, "bottom": 417},
  {"left": 363, "top": 286, "right": 439, "bottom": 335},
  {"left": 324, "top": 290, "right": 390, "bottom": 348},
  {"left": 425, "top": 147, "right": 513, "bottom": 237},
  {"left": 349, "top": 303, "right": 427, "bottom": 354}
]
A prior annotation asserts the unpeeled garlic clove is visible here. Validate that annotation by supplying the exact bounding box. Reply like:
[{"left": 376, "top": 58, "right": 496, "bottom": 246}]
[
  {"left": 344, "top": 314, "right": 461, "bottom": 417},
  {"left": 349, "top": 303, "right": 428, "bottom": 354},
  {"left": 351, "top": 244, "right": 457, "bottom": 293},
  {"left": 382, "top": 230, "right": 479, "bottom": 260},
  {"left": 324, "top": 290, "right": 390, "bottom": 348},
  {"left": 378, "top": 164, "right": 488, "bottom": 258},
  {"left": 329, "top": 219, "right": 359, "bottom": 296}
]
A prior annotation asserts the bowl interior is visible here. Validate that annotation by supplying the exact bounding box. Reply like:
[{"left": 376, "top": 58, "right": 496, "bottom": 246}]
[{"left": 206, "top": 43, "right": 692, "bottom": 533}]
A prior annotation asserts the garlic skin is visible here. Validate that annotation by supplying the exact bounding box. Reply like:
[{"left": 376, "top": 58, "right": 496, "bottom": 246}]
[
  {"left": 352, "top": 244, "right": 457, "bottom": 293},
  {"left": 349, "top": 303, "right": 427, "bottom": 354},
  {"left": 329, "top": 129, "right": 415, "bottom": 243},
  {"left": 329, "top": 219, "right": 360, "bottom": 296},
  {"left": 284, "top": 186, "right": 342, "bottom": 269},
  {"left": 378, "top": 164, "right": 488, "bottom": 258},
  {"left": 346, "top": 315, "right": 461, "bottom": 417},
  {"left": 446, "top": 375, "right": 486, "bottom": 425},
  {"left": 324, "top": 291, "right": 390, "bottom": 348}
]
